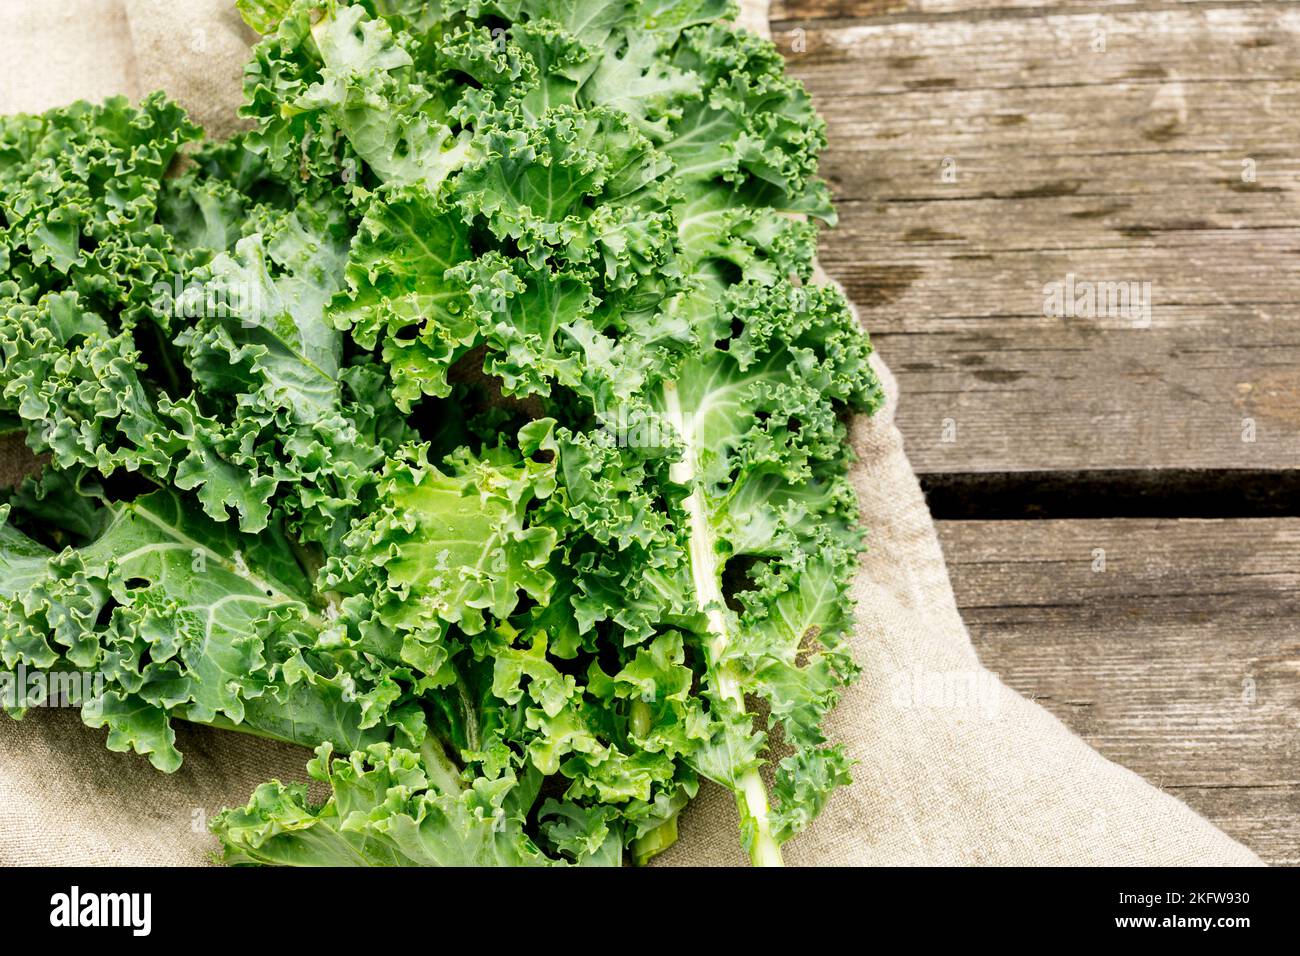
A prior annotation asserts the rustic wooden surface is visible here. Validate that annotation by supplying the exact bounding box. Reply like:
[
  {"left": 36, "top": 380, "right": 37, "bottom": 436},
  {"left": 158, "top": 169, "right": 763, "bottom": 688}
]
[
  {"left": 775, "top": 0, "right": 1300, "bottom": 474},
  {"left": 939, "top": 518, "right": 1299, "bottom": 865},
  {"left": 776, "top": 0, "right": 1300, "bottom": 863}
]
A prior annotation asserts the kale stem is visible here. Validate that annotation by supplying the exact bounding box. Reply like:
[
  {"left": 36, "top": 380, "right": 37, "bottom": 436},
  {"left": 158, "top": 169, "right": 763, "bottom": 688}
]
[
  {"left": 175, "top": 709, "right": 299, "bottom": 746},
  {"left": 631, "top": 816, "right": 679, "bottom": 867},
  {"left": 661, "top": 380, "right": 784, "bottom": 868},
  {"left": 629, "top": 698, "right": 652, "bottom": 739},
  {"left": 287, "top": 535, "right": 325, "bottom": 586},
  {"left": 457, "top": 674, "right": 480, "bottom": 753},
  {"left": 420, "top": 736, "right": 466, "bottom": 795}
]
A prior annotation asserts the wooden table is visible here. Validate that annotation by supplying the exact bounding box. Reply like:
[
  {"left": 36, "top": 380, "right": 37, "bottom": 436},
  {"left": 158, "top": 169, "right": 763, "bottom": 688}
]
[{"left": 775, "top": 0, "right": 1300, "bottom": 864}]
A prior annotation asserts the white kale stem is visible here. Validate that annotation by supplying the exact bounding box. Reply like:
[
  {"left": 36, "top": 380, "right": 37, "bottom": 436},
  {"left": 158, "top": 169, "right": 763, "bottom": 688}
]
[
  {"left": 420, "top": 736, "right": 467, "bottom": 795},
  {"left": 662, "top": 381, "right": 784, "bottom": 867}
]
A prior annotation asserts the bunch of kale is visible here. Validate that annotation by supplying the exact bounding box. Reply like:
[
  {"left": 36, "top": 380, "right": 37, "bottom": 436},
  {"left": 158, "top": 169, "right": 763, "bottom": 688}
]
[{"left": 0, "top": 0, "right": 881, "bottom": 865}]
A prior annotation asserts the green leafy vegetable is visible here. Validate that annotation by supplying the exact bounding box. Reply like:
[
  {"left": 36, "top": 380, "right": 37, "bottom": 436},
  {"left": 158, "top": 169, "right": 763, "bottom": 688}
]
[{"left": 0, "top": 0, "right": 881, "bottom": 867}]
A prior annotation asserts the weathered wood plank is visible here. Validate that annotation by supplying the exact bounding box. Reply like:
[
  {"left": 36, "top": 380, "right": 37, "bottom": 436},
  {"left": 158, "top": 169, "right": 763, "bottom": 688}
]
[
  {"left": 938, "top": 516, "right": 1300, "bottom": 865},
  {"left": 773, "top": 0, "right": 1281, "bottom": 24},
  {"left": 774, "top": 4, "right": 1300, "bottom": 472}
]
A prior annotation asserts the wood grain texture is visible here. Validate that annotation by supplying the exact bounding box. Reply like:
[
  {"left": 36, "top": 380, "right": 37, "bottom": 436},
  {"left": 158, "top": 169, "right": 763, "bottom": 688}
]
[
  {"left": 938, "top": 517, "right": 1300, "bottom": 865},
  {"left": 774, "top": 0, "right": 1279, "bottom": 25},
  {"left": 774, "top": 2, "right": 1300, "bottom": 472}
]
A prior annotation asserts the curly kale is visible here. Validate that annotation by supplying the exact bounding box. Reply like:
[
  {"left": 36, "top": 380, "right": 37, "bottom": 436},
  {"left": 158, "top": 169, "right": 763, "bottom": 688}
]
[{"left": 0, "top": 0, "right": 882, "bottom": 866}]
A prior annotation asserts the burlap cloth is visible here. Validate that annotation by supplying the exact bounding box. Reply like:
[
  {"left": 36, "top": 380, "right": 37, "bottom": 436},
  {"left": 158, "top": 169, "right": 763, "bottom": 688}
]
[{"left": 0, "top": 0, "right": 1263, "bottom": 866}]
